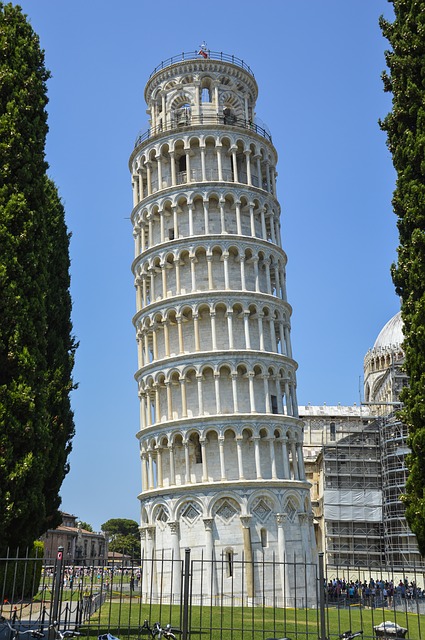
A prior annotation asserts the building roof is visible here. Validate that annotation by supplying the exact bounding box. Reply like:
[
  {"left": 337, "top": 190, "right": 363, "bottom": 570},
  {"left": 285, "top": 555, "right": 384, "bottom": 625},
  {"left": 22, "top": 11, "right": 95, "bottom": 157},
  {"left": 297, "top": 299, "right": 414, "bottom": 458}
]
[
  {"left": 373, "top": 311, "right": 404, "bottom": 350},
  {"left": 299, "top": 405, "right": 371, "bottom": 417}
]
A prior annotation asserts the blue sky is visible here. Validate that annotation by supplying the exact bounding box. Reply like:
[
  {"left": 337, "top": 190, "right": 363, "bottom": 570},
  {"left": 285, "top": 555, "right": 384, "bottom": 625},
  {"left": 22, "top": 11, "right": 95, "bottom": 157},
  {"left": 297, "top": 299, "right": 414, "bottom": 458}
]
[{"left": 16, "top": 0, "right": 397, "bottom": 531}]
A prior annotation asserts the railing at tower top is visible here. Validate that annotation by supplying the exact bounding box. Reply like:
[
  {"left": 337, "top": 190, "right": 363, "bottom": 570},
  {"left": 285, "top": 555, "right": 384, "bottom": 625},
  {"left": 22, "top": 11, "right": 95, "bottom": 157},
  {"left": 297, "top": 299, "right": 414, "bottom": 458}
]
[
  {"left": 134, "top": 113, "right": 272, "bottom": 147},
  {"left": 148, "top": 50, "right": 255, "bottom": 79}
]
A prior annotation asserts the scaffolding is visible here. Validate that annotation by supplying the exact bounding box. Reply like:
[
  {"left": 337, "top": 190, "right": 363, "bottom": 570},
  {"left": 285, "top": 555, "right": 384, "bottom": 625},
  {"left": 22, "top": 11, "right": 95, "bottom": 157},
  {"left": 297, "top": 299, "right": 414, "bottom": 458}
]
[
  {"left": 380, "top": 413, "right": 424, "bottom": 569},
  {"left": 321, "top": 422, "right": 384, "bottom": 567}
]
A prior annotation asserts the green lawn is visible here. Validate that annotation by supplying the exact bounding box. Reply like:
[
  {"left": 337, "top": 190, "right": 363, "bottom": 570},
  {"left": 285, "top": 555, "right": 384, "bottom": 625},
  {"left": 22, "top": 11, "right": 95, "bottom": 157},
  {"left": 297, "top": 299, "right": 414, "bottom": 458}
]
[{"left": 80, "top": 601, "right": 424, "bottom": 640}]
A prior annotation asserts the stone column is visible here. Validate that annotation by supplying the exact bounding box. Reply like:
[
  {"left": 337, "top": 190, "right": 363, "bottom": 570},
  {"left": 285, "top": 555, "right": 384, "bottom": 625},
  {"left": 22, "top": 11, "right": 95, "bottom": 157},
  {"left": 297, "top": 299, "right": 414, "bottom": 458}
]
[
  {"left": 184, "top": 442, "right": 191, "bottom": 484},
  {"left": 249, "top": 203, "right": 255, "bottom": 236},
  {"left": 227, "top": 310, "right": 234, "bottom": 349},
  {"left": 170, "top": 150, "right": 176, "bottom": 186},
  {"left": 200, "top": 146, "right": 206, "bottom": 181},
  {"left": 297, "top": 441, "right": 306, "bottom": 480},
  {"left": 290, "top": 438, "right": 299, "bottom": 480},
  {"left": 193, "top": 313, "right": 200, "bottom": 351},
  {"left": 240, "top": 256, "right": 246, "bottom": 290},
  {"left": 201, "top": 438, "right": 208, "bottom": 481},
  {"left": 214, "top": 372, "right": 221, "bottom": 414},
  {"left": 235, "top": 200, "right": 242, "bottom": 235},
  {"left": 166, "top": 381, "right": 173, "bottom": 420},
  {"left": 218, "top": 437, "right": 226, "bottom": 480},
  {"left": 207, "top": 256, "right": 213, "bottom": 288},
  {"left": 269, "top": 437, "right": 277, "bottom": 479},
  {"left": 253, "top": 436, "right": 261, "bottom": 478},
  {"left": 258, "top": 312, "right": 265, "bottom": 350},
  {"left": 203, "top": 200, "right": 210, "bottom": 234},
  {"left": 281, "top": 437, "right": 290, "bottom": 478},
  {"left": 262, "top": 375, "right": 271, "bottom": 413},
  {"left": 180, "top": 377, "right": 188, "bottom": 417},
  {"left": 161, "top": 264, "right": 167, "bottom": 299},
  {"left": 146, "top": 526, "right": 157, "bottom": 596},
  {"left": 248, "top": 371, "right": 256, "bottom": 412},
  {"left": 260, "top": 207, "right": 267, "bottom": 240},
  {"left": 168, "top": 444, "right": 176, "bottom": 485},
  {"left": 157, "top": 155, "right": 163, "bottom": 190},
  {"left": 240, "top": 516, "right": 254, "bottom": 599},
  {"left": 159, "top": 210, "right": 165, "bottom": 243},
  {"left": 216, "top": 145, "right": 223, "bottom": 181},
  {"left": 177, "top": 316, "right": 184, "bottom": 353},
  {"left": 175, "top": 259, "right": 181, "bottom": 294},
  {"left": 231, "top": 372, "right": 239, "bottom": 413},
  {"left": 141, "top": 451, "right": 148, "bottom": 490},
  {"left": 298, "top": 513, "right": 312, "bottom": 563},
  {"left": 223, "top": 252, "right": 230, "bottom": 289},
  {"left": 203, "top": 518, "right": 218, "bottom": 596},
  {"left": 245, "top": 150, "right": 252, "bottom": 186},
  {"left": 197, "top": 373, "right": 204, "bottom": 415},
  {"left": 243, "top": 310, "right": 251, "bottom": 349},
  {"left": 210, "top": 311, "right": 217, "bottom": 350},
  {"left": 219, "top": 199, "right": 226, "bottom": 234},
  {"left": 276, "top": 513, "right": 288, "bottom": 605},
  {"left": 157, "top": 446, "right": 163, "bottom": 488},
  {"left": 190, "top": 256, "right": 197, "bottom": 291},
  {"left": 188, "top": 204, "right": 194, "bottom": 236},
  {"left": 146, "top": 162, "right": 152, "bottom": 196},
  {"left": 163, "top": 320, "right": 170, "bottom": 356},
  {"left": 236, "top": 436, "right": 244, "bottom": 479},
  {"left": 185, "top": 149, "right": 191, "bottom": 183},
  {"left": 168, "top": 521, "right": 181, "bottom": 600},
  {"left": 148, "top": 449, "right": 155, "bottom": 489},
  {"left": 230, "top": 147, "right": 238, "bottom": 182}
]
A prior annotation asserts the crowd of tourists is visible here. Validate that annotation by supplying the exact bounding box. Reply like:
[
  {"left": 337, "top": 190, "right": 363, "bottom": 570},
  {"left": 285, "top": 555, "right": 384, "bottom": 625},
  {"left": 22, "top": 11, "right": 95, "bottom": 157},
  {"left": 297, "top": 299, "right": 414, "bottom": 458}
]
[{"left": 326, "top": 577, "right": 425, "bottom": 604}]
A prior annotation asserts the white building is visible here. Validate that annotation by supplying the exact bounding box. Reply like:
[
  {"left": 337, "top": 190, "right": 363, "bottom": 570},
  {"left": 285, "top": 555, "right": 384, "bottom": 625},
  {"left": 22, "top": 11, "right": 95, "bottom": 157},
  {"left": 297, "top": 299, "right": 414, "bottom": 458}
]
[
  {"left": 129, "top": 49, "right": 316, "bottom": 604},
  {"left": 302, "top": 311, "right": 424, "bottom": 570}
]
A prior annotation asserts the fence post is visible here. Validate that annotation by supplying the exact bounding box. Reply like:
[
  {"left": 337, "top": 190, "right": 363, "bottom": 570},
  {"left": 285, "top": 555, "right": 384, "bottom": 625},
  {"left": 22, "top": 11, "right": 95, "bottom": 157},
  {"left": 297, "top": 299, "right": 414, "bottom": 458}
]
[
  {"left": 182, "top": 548, "right": 191, "bottom": 640},
  {"left": 318, "top": 553, "right": 327, "bottom": 640},
  {"left": 49, "top": 547, "right": 64, "bottom": 640}
]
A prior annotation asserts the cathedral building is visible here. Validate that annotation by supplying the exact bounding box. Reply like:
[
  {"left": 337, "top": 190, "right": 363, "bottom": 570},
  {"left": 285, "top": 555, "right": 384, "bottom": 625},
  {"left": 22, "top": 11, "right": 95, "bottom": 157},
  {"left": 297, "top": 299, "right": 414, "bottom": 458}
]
[
  {"left": 302, "top": 311, "right": 424, "bottom": 570},
  {"left": 129, "top": 49, "right": 316, "bottom": 602}
]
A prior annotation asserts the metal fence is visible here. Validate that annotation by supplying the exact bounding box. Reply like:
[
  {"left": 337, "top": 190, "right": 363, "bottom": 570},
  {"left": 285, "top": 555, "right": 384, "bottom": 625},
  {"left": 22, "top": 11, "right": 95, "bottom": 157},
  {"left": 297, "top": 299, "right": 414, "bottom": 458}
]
[{"left": 0, "top": 549, "right": 423, "bottom": 640}]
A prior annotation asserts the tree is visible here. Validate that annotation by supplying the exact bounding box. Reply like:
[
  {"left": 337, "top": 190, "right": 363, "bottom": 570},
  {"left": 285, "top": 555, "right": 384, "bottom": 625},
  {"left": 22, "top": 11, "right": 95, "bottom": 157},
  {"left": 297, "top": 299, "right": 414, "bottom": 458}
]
[
  {"left": 380, "top": 1, "right": 425, "bottom": 555},
  {"left": 0, "top": 2, "right": 76, "bottom": 553},
  {"left": 101, "top": 519, "right": 140, "bottom": 556},
  {"left": 79, "top": 522, "right": 93, "bottom": 533}
]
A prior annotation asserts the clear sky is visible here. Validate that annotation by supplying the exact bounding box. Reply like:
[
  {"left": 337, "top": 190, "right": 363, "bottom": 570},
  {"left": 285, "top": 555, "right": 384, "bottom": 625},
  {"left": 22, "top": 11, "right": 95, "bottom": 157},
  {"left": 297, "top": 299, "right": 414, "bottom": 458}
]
[{"left": 15, "top": 0, "right": 397, "bottom": 532}]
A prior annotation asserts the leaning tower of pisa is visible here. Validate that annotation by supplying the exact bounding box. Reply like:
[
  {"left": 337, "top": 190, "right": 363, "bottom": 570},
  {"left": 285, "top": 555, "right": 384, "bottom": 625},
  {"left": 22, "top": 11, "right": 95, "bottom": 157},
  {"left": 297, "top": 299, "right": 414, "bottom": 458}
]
[{"left": 129, "top": 49, "right": 316, "bottom": 604}]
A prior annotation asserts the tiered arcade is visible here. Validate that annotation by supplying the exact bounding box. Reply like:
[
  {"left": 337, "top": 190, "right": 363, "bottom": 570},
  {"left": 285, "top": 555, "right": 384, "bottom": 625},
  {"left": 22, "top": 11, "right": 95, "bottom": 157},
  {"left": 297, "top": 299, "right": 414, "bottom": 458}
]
[{"left": 129, "top": 51, "right": 316, "bottom": 603}]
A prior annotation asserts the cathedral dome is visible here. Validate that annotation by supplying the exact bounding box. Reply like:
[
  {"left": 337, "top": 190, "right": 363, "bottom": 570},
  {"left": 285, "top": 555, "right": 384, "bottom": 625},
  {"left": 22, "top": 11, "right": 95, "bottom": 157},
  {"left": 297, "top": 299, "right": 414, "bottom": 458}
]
[{"left": 373, "top": 311, "right": 404, "bottom": 350}]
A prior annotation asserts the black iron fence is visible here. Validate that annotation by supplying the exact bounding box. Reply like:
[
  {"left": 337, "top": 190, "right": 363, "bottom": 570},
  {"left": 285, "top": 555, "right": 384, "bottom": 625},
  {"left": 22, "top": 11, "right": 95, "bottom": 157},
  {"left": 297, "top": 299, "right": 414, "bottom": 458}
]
[{"left": 0, "top": 550, "right": 423, "bottom": 640}]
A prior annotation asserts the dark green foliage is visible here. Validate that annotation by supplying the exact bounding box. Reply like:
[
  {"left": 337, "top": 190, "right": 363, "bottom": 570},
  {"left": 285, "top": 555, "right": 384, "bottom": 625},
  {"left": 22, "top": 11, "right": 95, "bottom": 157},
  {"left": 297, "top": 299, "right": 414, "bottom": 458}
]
[
  {"left": 101, "top": 519, "right": 140, "bottom": 556},
  {"left": 380, "top": 1, "right": 425, "bottom": 556},
  {"left": 0, "top": 541, "right": 44, "bottom": 600},
  {"left": 0, "top": 3, "right": 76, "bottom": 554}
]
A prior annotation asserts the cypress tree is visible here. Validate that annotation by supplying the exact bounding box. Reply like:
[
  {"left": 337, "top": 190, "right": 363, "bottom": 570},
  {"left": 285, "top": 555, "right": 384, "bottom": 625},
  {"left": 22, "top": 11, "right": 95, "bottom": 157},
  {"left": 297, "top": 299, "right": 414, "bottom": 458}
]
[
  {"left": 380, "top": 1, "right": 425, "bottom": 555},
  {"left": 0, "top": 2, "right": 76, "bottom": 553}
]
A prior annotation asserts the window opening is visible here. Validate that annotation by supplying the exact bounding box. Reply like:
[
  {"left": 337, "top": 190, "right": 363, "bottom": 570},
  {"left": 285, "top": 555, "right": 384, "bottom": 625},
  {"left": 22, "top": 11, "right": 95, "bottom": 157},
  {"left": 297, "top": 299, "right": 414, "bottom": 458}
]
[
  {"left": 271, "top": 395, "right": 278, "bottom": 414},
  {"left": 226, "top": 550, "right": 234, "bottom": 577},
  {"left": 201, "top": 86, "right": 211, "bottom": 103},
  {"left": 260, "top": 528, "right": 268, "bottom": 548}
]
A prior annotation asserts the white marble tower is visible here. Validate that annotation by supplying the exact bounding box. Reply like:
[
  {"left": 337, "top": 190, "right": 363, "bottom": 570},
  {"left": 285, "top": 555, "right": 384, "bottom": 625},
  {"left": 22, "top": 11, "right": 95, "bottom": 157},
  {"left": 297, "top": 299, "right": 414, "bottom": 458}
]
[{"left": 129, "top": 49, "right": 316, "bottom": 604}]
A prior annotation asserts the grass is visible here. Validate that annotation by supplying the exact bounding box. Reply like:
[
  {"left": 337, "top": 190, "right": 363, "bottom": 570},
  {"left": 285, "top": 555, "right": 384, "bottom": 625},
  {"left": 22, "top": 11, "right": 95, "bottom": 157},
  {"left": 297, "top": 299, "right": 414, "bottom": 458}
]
[{"left": 79, "top": 600, "right": 425, "bottom": 640}]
